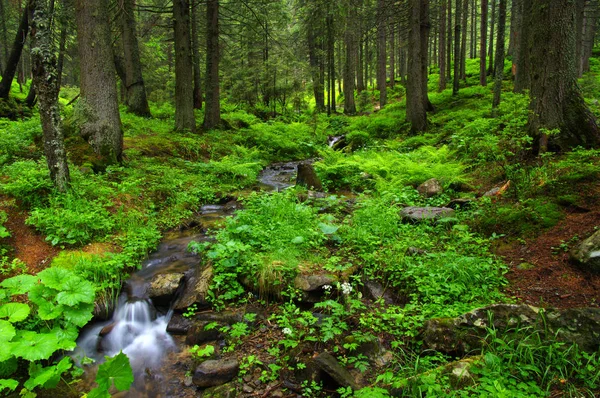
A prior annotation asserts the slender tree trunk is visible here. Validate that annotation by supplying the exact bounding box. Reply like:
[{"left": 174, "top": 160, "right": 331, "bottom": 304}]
[
  {"left": 25, "top": 83, "right": 35, "bottom": 106},
  {"left": 460, "top": 0, "right": 468, "bottom": 80},
  {"left": 357, "top": 20, "right": 365, "bottom": 92},
  {"left": 56, "top": 13, "right": 67, "bottom": 88},
  {"left": 575, "top": 0, "right": 586, "bottom": 77},
  {"left": 389, "top": 24, "right": 395, "bottom": 89},
  {"left": 407, "top": 0, "right": 428, "bottom": 132},
  {"left": 0, "top": 2, "right": 30, "bottom": 99},
  {"left": 191, "top": 0, "right": 202, "bottom": 109},
  {"left": 514, "top": 0, "right": 531, "bottom": 92},
  {"left": 529, "top": 0, "right": 600, "bottom": 153},
  {"left": 0, "top": 0, "right": 8, "bottom": 71},
  {"left": 327, "top": 13, "right": 336, "bottom": 112},
  {"left": 399, "top": 47, "right": 407, "bottom": 85},
  {"left": 453, "top": 0, "right": 462, "bottom": 94},
  {"left": 582, "top": 0, "right": 598, "bottom": 74},
  {"left": 173, "top": 0, "right": 195, "bottom": 132},
  {"left": 203, "top": 0, "right": 220, "bottom": 130},
  {"left": 308, "top": 20, "right": 324, "bottom": 112},
  {"left": 470, "top": 0, "right": 477, "bottom": 58},
  {"left": 121, "top": 0, "right": 151, "bottom": 117},
  {"left": 492, "top": 0, "right": 506, "bottom": 110},
  {"left": 509, "top": 0, "right": 523, "bottom": 77},
  {"left": 487, "top": 0, "right": 496, "bottom": 75},
  {"left": 31, "top": 0, "right": 69, "bottom": 191},
  {"left": 377, "top": 0, "right": 387, "bottom": 107},
  {"left": 480, "top": 0, "right": 488, "bottom": 85},
  {"left": 446, "top": 0, "right": 453, "bottom": 79},
  {"left": 439, "top": 0, "right": 447, "bottom": 91},
  {"left": 75, "top": 0, "right": 123, "bottom": 166},
  {"left": 343, "top": 2, "right": 357, "bottom": 114}
]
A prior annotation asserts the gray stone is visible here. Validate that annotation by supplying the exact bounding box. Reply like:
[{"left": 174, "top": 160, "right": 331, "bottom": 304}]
[
  {"left": 363, "top": 280, "right": 396, "bottom": 305},
  {"left": 400, "top": 206, "right": 455, "bottom": 222},
  {"left": 570, "top": 230, "right": 600, "bottom": 273},
  {"left": 296, "top": 163, "right": 323, "bottom": 191},
  {"left": 314, "top": 352, "right": 358, "bottom": 390},
  {"left": 200, "top": 382, "right": 237, "bottom": 398},
  {"left": 166, "top": 313, "right": 194, "bottom": 335},
  {"left": 175, "top": 266, "right": 213, "bottom": 310},
  {"left": 294, "top": 274, "right": 337, "bottom": 292},
  {"left": 148, "top": 273, "right": 184, "bottom": 300},
  {"left": 417, "top": 178, "right": 443, "bottom": 197},
  {"left": 193, "top": 359, "right": 239, "bottom": 388}
]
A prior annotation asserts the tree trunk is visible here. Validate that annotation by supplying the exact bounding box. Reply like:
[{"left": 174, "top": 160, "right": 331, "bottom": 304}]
[
  {"left": 120, "top": 0, "right": 151, "bottom": 117},
  {"left": 406, "top": 0, "right": 428, "bottom": 133},
  {"left": 480, "top": 0, "right": 488, "bottom": 85},
  {"left": 513, "top": 0, "right": 531, "bottom": 92},
  {"left": 191, "top": 0, "right": 202, "bottom": 109},
  {"left": 389, "top": 24, "right": 395, "bottom": 89},
  {"left": 357, "top": 19, "right": 365, "bottom": 92},
  {"left": 56, "top": 13, "right": 67, "bottom": 88},
  {"left": 581, "top": 0, "right": 598, "bottom": 74},
  {"left": 343, "top": 2, "right": 357, "bottom": 114},
  {"left": 575, "top": 0, "right": 585, "bottom": 77},
  {"left": 308, "top": 22, "right": 325, "bottom": 112},
  {"left": 453, "top": 0, "right": 461, "bottom": 94},
  {"left": 460, "top": 0, "right": 468, "bottom": 80},
  {"left": 492, "top": 0, "right": 506, "bottom": 110},
  {"left": 203, "top": 0, "right": 220, "bottom": 130},
  {"left": 173, "top": 0, "right": 195, "bottom": 132},
  {"left": 377, "top": 0, "right": 387, "bottom": 107},
  {"left": 508, "top": 0, "right": 522, "bottom": 77},
  {"left": 470, "top": 0, "right": 477, "bottom": 58},
  {"left": 446, "top": 0, "right": 452, "bottom": 79},
  {"left": 25, "top": 83, "right": 35, "bottom": 106},
  {"left": 0, "top": 2, "right": 30, "bottom": 99},
  {"left": 529, "top": 0, "right": 600, "bottom": 153},
  {"left": 75, "top": 0, "right": 123, "bottom": 166},
  {"left": 327, "top": 13, "right": 336, "bottom": 113},
  {"left": 439, "top": 0, "right": 447, "bottom": 91},
  {"left": 31, "top": 0, "right": 69, "bottom": 191},
  {"left": 487, "top": 0, "right": 495, "bottom": 75},
  {"left": 0, "top": 0, "right": 8, "bottom": 71}
]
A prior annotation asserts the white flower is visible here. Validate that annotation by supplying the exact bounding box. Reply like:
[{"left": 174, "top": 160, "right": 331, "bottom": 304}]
[
  {"left": 322, "top": 284, "right": 332, "bottom": 291},
  {"left": 282, "top": 327, "right": 293, "bottom": 336},
  {"left": 340, "top": 282, "right": 353, "bottom": 295}
]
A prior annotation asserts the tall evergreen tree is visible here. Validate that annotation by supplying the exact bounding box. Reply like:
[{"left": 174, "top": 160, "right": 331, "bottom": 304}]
[
  {"left": 203, "top": 0, "right": 221, "bottom": 129},
  {"left": 174, "top": 0, "right": 195, "bottom": 132}
]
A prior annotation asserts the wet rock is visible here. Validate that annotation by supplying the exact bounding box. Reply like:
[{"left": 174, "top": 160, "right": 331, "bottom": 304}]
[
  {"left": 148, "top": 273, "right": 184, "bottom": 303},
  {"left": 99, "top": 322, "right": 116, "bottom": 337},
  {"left": 570, "top": 230, "right": 600, "bottom": 273},
  {"left": 294, "top": 274, "right": 337, "bottom": 292},
  {"left": 185, "top": 323, "right": 222, "bottom": 346},
  {"left": 166, "top": 313, "right": 194, "bottom": 335},
  {"left": 445, "top": 356, "right": 480, "bottom": 388},
  {"left": 296, "top": 163, "right": 323, "bottom": 191},
  {"left": 200, "top": 381, "right": 237, "bottom": 398},
  {"left": 363, "top": 280, "right": 396, "bottom": 305},
  {"left": 417, "top": 178, "right": 443, "bottom": 197},
  {"left": 483, "top": 181, "right": 511, "bottom": 197},
  {"left": 400, "top": 206, "right": 455, "bottom": 222},
  {"left": 314, "top": 352, "right": 359, "bottom": 390},
  {"left": 193, "top": 359, "right": 239, "bottom": 388},
  {"left": 545, "top": 307, "right": 600, "bottom": 352},
  {"left": 175, "top": 266, "right": 213, "bottom": 310},
  {"left": 195, "top": 310, "right": 244, "bottom": 324}
]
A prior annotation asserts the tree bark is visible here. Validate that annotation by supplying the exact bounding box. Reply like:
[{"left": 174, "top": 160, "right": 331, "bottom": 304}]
[
  {"left": 406, "top": 0, "right": 428, "bottom": 133},
  {"left": 453, "top": 0, "right": 461, "bottom": 94},
  {"left": 377, "top": 0, "right": 387, "bottom": 107},
  {"left": 460, "top": 0, "right": 468, "bottom": 80},
  {"left": 343, "top": 1, "right": 357, "bottom": 114},
  {"left": 575, "top": 0, "right": 585, "bottom": 77},
  {"left": 446, "top": 0, "right": 452, "bottom": 79},
  {"left": 30, "top": 0, "right": 69, "bottom": 191},
  {"left": 0, "top": 0, "right": 9, "bottom": 71},
  {"left": 529, "top": 0, "right": 600, "bottom": 153},
  {"left": 308, "top": 17, "right": 325, "bottom": 112},
  {"left": 581, "top": 0, "right": 598, "bottom": 74},
  {"left": 480, "top": 0, "right": 488, "bottom": 85},
  {"left": 389, "top": 24, "right": 395, "bottom": 89},
  {"left": 174, "top": 0, "right": 195, "bottom": 132},
  {"left": 56, "top": 8, "right": 67, "bottom": 88},
  {"left": 492, "top": 0, "right": 506, "bottom": 110},
  {"left": 203, "top": 0, "right": 220, "bottom": 130},
  {"left": 75, "top": 0, "right": 123, "bottom": 166},
  {"left": 439, "top": 0, "right": 447, "bottom": 91},
  {"left": 514, "top": 0, "right": 531, "bottom": 92},
  {"left": 487, "top": 0, "right": 496, "bottom": 75},
  {"left": 0, "top": 2, "right": 30, "bottom": 99},
  {"left": 327, "top": 12, "right": 336, "bottom": 113},
  {"left": 121, "top": 0, "right": 151, "bottom": 117},
  {"left": 191, "top": 0, "right": 202, "bottom": 109}
]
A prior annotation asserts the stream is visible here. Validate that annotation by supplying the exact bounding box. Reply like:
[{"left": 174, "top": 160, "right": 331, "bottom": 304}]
[{"left": 74, "top": 161, "right": 305, "bottom": 396}]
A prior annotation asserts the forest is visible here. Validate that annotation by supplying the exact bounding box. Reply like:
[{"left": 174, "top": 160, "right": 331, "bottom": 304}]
[{"left": 1, "top": 0, "right": 600, "bottom": 396}]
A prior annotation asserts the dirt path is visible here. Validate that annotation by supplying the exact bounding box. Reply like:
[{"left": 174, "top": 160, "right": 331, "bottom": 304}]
[
  {"left": 499, "top": 201, "right": 600, "bottom": 309},
  {"left": 0, "top": 196, "right": 57, "bottom": 279}
]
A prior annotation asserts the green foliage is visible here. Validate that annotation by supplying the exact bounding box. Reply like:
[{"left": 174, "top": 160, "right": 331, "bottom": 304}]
[
  {"left": 88, "top": 352, "right": 134, "bottom": 398},
  {"left": 0, "top": 119, "right": 42, "bottom": 166},
  {"left": 0, "top": 160, "right": 54, "bottom": 207},
  {"left": 190, "top": 344, "right": 215, "bottom": 361}
]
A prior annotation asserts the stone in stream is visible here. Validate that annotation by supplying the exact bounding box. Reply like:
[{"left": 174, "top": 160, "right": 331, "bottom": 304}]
[
  {"left": 314, "top": 352, "right": 359, "bottom": 390},
  {"left": 570, "top": 230, "right": 600, "bottom": 273},
  {"left": 296, "top": 163, "right": 323, "bottom": 191},
  {"left": 192, "top": 359, "right": 240, "bottom": 387},
  {"left": 417, "top": 178, "right": 443, "bottom": 197},
  {"left": 175, "top": 266, "right": 213, "bottom": 310},
  {"left": 400, "top": 206, "right": 455, "bottom": 222},
  {"left": 148, "top": 273, "right": 184, "bottom": 305}
]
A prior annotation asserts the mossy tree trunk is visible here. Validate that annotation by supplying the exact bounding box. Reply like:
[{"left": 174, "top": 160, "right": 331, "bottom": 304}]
[
  {"left": 452, "top": 0, "right": 461, "bottom": 95},
  {"left": 513, "top": 0, "right": 531, "bottom": 92},
  {"left": 377, "top": 0, "right": 387, "bottom": 107},
  {"left": 75, "top": 0, "right": 123, "bottom": 166},
  {"left": 174, "top": 0, "right": 196, "bottom": 132},
  {"left": 492, "top": 0, "right": 506, "bottom": 110},
  {"left": 480, "top": 0, "right": 488, "bottom": 86},
  {"left": 203, "top": 0, "right": 221, "bottom": 130},
  {"left": 31, "top": 0, "right": 70, "bottom": 191},
  {"left": 343, "top": 0, "right": 357, "bottom": 115},
  {"left": 120, "top": 0, "right": 151, "bottom": 117},
  {"left": 0, "top": 2, "right": 30, "bottom": 99},
  {"left": 191, "top": 0, "right": 202, "bottom": 109},
  {"left": 439, "top": 0, "right": 447, "bottom": 91},
  {"left": 406, "top": 0, "right": 429, "bottom": 132},
  {"left": 529, "top": 0, "right": 600, "bottom": 153}
]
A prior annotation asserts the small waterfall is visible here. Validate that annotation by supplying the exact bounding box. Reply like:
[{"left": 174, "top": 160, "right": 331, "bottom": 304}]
[{"left": 328, "top": 135, "right": 345, "bottom": 149}]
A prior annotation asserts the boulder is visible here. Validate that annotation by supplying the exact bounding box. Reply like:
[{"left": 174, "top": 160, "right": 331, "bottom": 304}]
[
  {"left": 175, "top": 266, "right": 213, "bottom": 310},
  {"left": 362, "top": 280, "right": 397, "bottom": 305},
  {"left": 314, "top": 352, "right": 359, "bottom": 390},
  {"left": 193, "top": 359, "right": 239, "bottom": 388},
  {"left": 148, "top": 273, "right": 184, "bottom": 304},
  {"left": 294, "top": 274, "right": 337, "bottom": 291},
  {"left": 296, "top": 163, "right": 323, "bottom": 191},
  {"left": 417, "top": 178, "right": 443, "bottom": 197},
  {"left": 199, "top": 382, "right": 237, "bottom": 398},
  {"left": 570, "top": 230, "right": 600, "bottom": 273},
  {"left": 400, "top": 206, "right": 455, "bottom": 222},
  {"left": 166, "top": 313, "right": 194, "bottom": 335}
]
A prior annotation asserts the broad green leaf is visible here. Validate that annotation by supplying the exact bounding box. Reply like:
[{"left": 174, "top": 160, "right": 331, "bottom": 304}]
[
  {"left": 56, "top": 279, "right": 95, "bottom": 306},
  {"left": 87, "top": 387, "right": 111, "bottom": 398},
  {"left": 24, "top": 357, "right": 72, "bottom": 390},
  {"left": 37, "top": 300, "right": 63, "bottom": 320},
  {"left": 291, "top": 236, "right": 304, "bottom": 244},
  {"left": 37, "top": 267, "right": 73, "bottom": 291},
  {"left": 318, "top": 223, "right": 339, "bottom": 235},
  {"left": 62, "top": 303, "right": 94, "bottom": 327},
  {"left": 12, "top": 331, "right": 62, "bottom": 361},
  {"left": 0, "top": 303, "right": 30, "bottom": 323},
  {"left": 96, "top": 352, "right": 133, "bottom": 392},
  {"left": 0, "top": 275, "right": 37, "bottom": 295},
  {"left": 0, "top": 379, "right": 18, "bottom": 393},
  {"left": 0, "top": 320, "right": 16, "bottom": 342}
]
